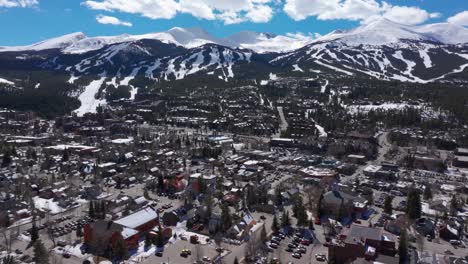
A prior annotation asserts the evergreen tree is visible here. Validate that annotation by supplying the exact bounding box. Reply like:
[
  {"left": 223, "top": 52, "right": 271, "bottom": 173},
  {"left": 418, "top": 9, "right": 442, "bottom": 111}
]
[
  {"left": 33, "top": 240, "right": 49, "bottom": 264},
  {"left": 143, "top": 189, "right": 150, "bottom": 200},
  {"left": 260, "top": 225, "right": 267, "bottom": 244},
  {"left": 157, "top": 174, "right": 164, "bottom": 192},
  {"left": 76, "top": 227, "right": 83, "bottom": 238},
  {"left": 281, "top": 210, "right": 290, "bottom": 227},
  {"left": 88, "top": 201, "right": 95, "bottom": 219},
  {"left": 197, "top": 176, "right": 206, "bottom": 194},
  {"left": 338, "top": 201, "right": 347, "bottom": 222},
  {"left": 145, "top": 235, "right": 152, "bottom": 248},
  {"left": 398, "top": 229, "right": 408, "bottom": 263},
  {"left": 113, "top": 236, "right": 128, "bottom": 260},
  {"left": 2, "top": 255, "right": 16, "bottom": 264},
  {"left": 156, "top": 226, "right": 164, "bottom": 248},
  {"left": 406, "top": 189, "right": 421, "bottom": 220},
  {"left": 450, "top": 195, "right": 460, "bottom": 215},
  {"left": 233, "top": 257, "right": 239, "bottom": 264},
  {"left": 317, "top": 192, "right": 324, "bottom": 218},
  {"left": 30, "top": 224, "right": 39, "bottom": 243},
  {"left": 62, "top": 148, "right": 69, "bottom": 162},
  {"left": 220, "top": 204, "right": 232, "bottom": 232},
  {"left": 423, "top": 185, "right": 433, "bottom": 200},
  {"left": 384, "top": 196, "right": 393, "bottom": 215},
  {"left": 271, "top": 214, "right": 279, "bottom": 234},
  {"left": 2, "top": 150, "right": 12, "bottom": 168}
]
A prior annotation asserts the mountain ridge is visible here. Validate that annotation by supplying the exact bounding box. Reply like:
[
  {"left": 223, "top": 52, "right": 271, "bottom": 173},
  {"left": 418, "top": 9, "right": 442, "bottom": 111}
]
[{"left": 3, "top": 18, "right": 466, "bottom": 54}]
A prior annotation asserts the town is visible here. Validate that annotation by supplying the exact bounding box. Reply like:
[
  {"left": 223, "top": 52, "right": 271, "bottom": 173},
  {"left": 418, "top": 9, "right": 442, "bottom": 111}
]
[{"left": 0, "top": 76, "right": 467, "bottom": 264}]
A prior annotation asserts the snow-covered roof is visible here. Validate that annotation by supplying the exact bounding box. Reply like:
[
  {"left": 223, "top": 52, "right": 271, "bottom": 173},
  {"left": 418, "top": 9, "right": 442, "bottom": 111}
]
[{"left": 115, "top": 207, "right": 158, "bottom": 229}]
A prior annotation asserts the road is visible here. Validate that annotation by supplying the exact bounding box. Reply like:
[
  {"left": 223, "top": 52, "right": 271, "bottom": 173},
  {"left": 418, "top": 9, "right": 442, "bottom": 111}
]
[{"left": 277, "top": 106, "right": 288, "bottom": 135}]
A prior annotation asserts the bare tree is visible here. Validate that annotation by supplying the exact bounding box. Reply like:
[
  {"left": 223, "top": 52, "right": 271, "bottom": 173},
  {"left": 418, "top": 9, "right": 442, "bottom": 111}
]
[{"left": 415, "top": 233, "right": 425, "bottom": 253}]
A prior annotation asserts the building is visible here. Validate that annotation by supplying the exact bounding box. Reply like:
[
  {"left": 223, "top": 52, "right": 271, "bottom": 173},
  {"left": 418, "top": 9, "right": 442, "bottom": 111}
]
[
  {"left": 84, "top": 207, "right": 159, "bottom": 253},
  {"left": 455, "top": 148, "right": 468, "bottom": 156},
  {"left": 270, "top": 138, "right": 296, "bottom": 148},
  {"left": 347, "top": 154, "right": 367, "bottom": 164},
  {"left": 454, "top": 155, "right": 468, "bottom": 168},
  {"left": 329, "top": 224, "right": 396, "bottom": 263},
  {"left": 299, "top": 167, "right": 338, "bottom": 185},
  {"left": 363, "top": 165, "right": 382, "bottom": 177},
  {"left": 83, "top": 221, "right": 140, "bottom": 253}
]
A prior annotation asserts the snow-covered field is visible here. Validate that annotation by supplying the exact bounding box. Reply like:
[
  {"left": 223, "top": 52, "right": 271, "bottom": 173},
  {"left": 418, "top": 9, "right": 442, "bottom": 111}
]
[
  {"left": 0, "top": 78, "right": 14, "bottom": 85},
  {"left": 345, "top": 103, "right": 422, "bottom": 114},
  {"left": 74, "top": 76, "right": 107, "bottom": 116}
]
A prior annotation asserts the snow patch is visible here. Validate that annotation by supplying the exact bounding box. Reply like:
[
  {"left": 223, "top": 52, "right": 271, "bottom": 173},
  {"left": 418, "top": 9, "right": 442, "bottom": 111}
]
[{"left": 74, "top": 75, "right": 107, "bottom": 116}]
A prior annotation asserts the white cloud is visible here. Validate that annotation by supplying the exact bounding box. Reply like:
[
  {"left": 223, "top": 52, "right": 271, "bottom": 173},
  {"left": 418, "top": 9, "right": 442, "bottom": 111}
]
[
  {"left": 447, "top": 11, "right": 468, "bottom": 26},
  {"left": 286, "top": 32, "right": 321, "bottom": 41},
  {"left": 84, "top": 0, "right": 179, "bottom": 19},
  {"left": 284, "top": 0, "right": 439, "bottom": 25},
  {"left": 96, "top": 14, "right": 132, "bottom": 27},
  {"left": 83, "top": 0, "right": 275, "bottom": 24},
  {"left": 382, "top": 6, "right": 439, "bottom": 25},
  {"left": 0, "top": 0, "right": 38, "bottom": 8}
]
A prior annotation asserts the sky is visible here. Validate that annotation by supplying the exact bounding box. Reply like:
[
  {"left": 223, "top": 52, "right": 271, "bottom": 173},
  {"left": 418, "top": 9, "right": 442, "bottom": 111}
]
[{"left": 0, "top": 0, "right": 467, "bottom": 46}]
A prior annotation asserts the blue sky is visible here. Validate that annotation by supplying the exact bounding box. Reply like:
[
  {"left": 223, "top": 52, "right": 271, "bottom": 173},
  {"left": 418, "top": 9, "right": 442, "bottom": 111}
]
[{"left": 0, "top": 0, "right": 467, "bottom": 46}]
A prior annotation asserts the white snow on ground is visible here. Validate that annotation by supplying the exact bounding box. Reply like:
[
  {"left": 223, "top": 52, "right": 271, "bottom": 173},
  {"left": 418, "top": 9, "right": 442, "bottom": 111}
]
[
  {"left": 171, "top": 221, "right": 210, "bottom": 245},
  {"left": 0, "top": 78, "right": 14, "bottom": 85},
  {"left": 145, "top": 59, "right": 161, "bottom": 80},
  {"left": 260, "top": 80, "right": 269, "bottom": 86},
  {"left": 120, "top": 67, "right": 141, "bottom": 86},
  {"left": 74, "top": 75, "right": 107, "bottom": 117},
  {"left": 129, "top": 86, "right": 138, "bottom": 100},
  {"left": 68, "top": 74, "right": 79, "bottom": 84},
  {"left": 54, "top": 244, "right": 90, "bottom": 260},
  {"left": 10, "top": 217, "right": 33, "bottom": 229},
  {"left": 314, "top": 60, "right": 354, "bottom": 76},
  {"left": 393, "top": 51, "right": 415, "bottom": 76},
  {"left": 130, "top": 241, "right": 157, "bottom": 263},
  {"left": 320, "top": 79, "right": 329, "bottom": 93},
  {"left": 419, "top": 48, "right": 433, "bottom": 68},
  {"left": 345, "top": 103, "right": 422, "bottom": 114},
  {"left": 292, "top": 64, "right": 304, "bottom": 72},
  {"left": 269, "top": 73, "right": 278, "bottom": 80},
  {"left": 33, "top": 197, "right": 65, "bottom": 215},
  {"left": 315, "top": 124, "right": 328, "bottom": 138},
  {"left": 392, "top": 51, "right": 426, "bottom": 83}
]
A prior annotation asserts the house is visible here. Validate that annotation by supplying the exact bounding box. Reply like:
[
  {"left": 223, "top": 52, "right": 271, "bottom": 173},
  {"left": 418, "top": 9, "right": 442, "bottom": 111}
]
[{"left": 329, "top": 224, "right": 396, "bottom": 263}]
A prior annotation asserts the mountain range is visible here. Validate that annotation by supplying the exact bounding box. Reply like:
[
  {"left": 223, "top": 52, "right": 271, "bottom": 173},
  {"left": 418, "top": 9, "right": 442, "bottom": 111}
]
[{"left": 0, "top": 18, "right": 467, "bottom": 115}]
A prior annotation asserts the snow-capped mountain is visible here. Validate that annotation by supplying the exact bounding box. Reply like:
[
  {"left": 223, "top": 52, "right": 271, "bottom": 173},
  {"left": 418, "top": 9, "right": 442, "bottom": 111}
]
[
  {"left": 0, "top": 32, "right": 87, "bottom": 52},
  {"left": 0, "top": 20, "right": 467, "bottom": 115},
  {"left": 313, "top": 18, "right": 468, "bottom": 46},
  {"left": 0, "top": 27, "right": 313, "bottom": 55}
]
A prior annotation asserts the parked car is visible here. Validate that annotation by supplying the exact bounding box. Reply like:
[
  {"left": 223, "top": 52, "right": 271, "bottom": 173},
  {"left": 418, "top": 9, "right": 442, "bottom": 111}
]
[{"left": 315, "top": 253, "right": 326, "bottom": 261}]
